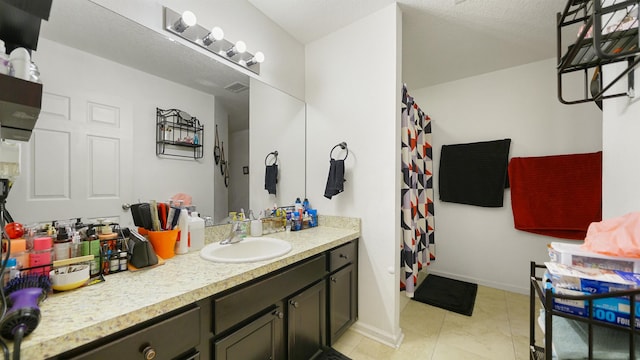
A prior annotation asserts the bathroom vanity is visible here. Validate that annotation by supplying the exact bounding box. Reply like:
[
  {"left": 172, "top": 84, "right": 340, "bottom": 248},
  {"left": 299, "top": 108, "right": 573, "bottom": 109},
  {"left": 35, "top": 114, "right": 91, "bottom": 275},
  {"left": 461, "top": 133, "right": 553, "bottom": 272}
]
[{"left": 11, "top": 221, "right": 359, "bottom": 360}]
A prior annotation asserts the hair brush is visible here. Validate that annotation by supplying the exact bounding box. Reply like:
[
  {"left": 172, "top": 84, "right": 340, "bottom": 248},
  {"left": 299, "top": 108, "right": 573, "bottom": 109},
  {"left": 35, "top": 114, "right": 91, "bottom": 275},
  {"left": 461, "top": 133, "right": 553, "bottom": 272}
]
[{"left": 1, "top": 274, "right": 51, "bottom": 340}]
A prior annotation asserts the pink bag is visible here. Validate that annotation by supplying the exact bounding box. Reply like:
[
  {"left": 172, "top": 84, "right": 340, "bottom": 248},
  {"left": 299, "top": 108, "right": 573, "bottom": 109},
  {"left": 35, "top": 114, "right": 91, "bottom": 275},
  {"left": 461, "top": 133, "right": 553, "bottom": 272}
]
[{"left": 582, "top": 212, "right": 640, "bottom": 258}]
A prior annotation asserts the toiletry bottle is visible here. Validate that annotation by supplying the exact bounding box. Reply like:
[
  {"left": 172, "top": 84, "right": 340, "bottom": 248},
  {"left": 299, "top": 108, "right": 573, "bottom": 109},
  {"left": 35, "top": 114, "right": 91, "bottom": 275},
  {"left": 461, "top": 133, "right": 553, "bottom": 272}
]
[
  {"left": 250, "top": 211, "right": 263, "bottom": 237},
  {"left": 285, "top": 212, "right": 292, "bottom": 232},
  {"left": 54, "top": 225, "right": 71, "bottom": 261},
  {"left": 30, "top": 236, "right": 53, "bottom": 275},
  {"left": 8, "top": 237, "right": 27, "bottom": 269},
  {"left": 119, "top": 251, "right": 128, "bottom": 271},
  {"left": 303, "top": 198, "right": 310, "bottom": 212},
  {"left": 3, "top": 258, "right": 18, "bottom": 287},
  {"left": 9, "top": 47, "right": 30, "bottom": 80},
  {"left": 176, "top": 208, "right": 189, "bottom": 254},
  {"left": 188, "top": 211, "right": 205, "bottom": 251},
  {"left": 0, "top": 40, "right": 11, "bottom": 75},
  {"left": 294, "top": 198, "right": 302, "bottom": 213}
]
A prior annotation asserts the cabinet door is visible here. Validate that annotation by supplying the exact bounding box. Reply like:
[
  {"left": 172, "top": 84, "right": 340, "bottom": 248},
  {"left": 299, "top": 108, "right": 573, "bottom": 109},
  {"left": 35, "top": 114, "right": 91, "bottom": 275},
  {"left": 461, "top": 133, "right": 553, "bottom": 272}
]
[
  {"left": 329, "top": 263, "right": 357, "bottom": 345},
  {"left": 288, "top": 281, "right": 326, "bottom": 360},
  {"left": 214, "top": 306, "right": 285, "bottom": 360}
]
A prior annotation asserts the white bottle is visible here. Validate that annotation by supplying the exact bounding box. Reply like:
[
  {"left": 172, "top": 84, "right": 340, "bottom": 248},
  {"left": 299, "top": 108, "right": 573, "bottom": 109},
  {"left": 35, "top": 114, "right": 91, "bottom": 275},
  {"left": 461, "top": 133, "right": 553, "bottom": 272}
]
[
  {"left": 176, "top": 208, "right": 189, "bottom": 254},
  {"left": 188, "top": 212, "right": 205, "bottom": 251},
  {"left": 250, "top": 219, "right": 262, "bottom": 237},
  {"left": 9, "top": 47, "right": 30, "bottom": 80},
  {"left": 0, "top": 40, "right": 11, "bottom": 75}
]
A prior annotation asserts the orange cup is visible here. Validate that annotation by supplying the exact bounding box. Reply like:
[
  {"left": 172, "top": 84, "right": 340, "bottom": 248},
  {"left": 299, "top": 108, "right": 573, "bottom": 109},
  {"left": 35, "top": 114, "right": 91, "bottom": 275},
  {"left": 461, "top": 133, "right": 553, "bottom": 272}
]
[{"left": 147, "top": 229, "right": 178, "bottom": 259}]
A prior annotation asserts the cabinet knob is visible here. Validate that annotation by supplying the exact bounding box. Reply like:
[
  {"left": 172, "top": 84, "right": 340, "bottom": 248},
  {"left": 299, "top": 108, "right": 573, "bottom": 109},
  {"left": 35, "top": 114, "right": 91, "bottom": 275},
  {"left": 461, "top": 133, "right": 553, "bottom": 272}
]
[
  {"left": 339, "top": 253, "right": 349, "bottom": 260},
  {"left": 141, "top": 345, "right": 157, "bottom": 360},
  {"left": 330, "top": 277, "right": 337, "bottom": 283},
  {"left": 290, "top": 300, "right": 299, "bottom": 308},
  {"left": 273, "top": 310, "right": 284, "bottom": 319},
  {"left": 122, "top": 203, "right": 131, "bottom": 210}
]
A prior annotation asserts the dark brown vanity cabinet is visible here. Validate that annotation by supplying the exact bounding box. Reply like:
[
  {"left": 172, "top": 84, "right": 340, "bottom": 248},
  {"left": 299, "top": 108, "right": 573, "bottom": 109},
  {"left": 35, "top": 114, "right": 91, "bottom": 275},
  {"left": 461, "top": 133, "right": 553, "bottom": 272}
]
[
  {"left": 288, "top": 281, "right": 326, "bottom": 360},
  {"left": 50, "top": 239, "right": 358, "bottom": 360},
  {"left": 211, "top": 254, "right": 326, "bottom": 360},
  {"left": 327, "top": 241, "right": 358, "bottom": 345},
  {"left": 212, "top": 239, "right": 358, "bottom": 360},
  {"left": 214, "top": 305, "right": 285, "bottom": 360}
]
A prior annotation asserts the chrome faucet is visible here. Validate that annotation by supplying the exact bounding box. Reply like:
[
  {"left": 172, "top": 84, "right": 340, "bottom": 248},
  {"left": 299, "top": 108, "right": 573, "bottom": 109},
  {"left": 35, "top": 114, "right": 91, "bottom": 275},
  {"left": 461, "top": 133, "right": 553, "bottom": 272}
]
[{"left": 220, "top": 221, "right": 245, "bottom": 245}]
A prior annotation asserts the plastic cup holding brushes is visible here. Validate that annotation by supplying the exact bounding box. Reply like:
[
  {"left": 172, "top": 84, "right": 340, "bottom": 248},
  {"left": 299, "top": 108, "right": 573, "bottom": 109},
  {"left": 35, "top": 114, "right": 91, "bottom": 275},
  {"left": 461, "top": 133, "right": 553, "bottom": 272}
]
[{"left": 130, "top": 199, "right": 187, "bottom": 259}]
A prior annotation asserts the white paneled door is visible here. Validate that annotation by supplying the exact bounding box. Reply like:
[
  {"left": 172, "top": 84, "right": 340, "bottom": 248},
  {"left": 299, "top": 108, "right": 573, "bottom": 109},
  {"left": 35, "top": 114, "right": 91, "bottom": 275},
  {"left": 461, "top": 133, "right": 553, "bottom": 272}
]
[{"left": 7, "top": 82, "right": 134, "bottom": 228}]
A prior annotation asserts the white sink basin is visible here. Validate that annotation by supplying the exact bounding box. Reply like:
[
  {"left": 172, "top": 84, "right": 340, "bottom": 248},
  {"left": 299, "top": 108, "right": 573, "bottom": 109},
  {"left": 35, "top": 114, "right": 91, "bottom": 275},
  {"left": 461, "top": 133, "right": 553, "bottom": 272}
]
[{"left": 200, "top": 237, "right": 292, "bottom": 263}]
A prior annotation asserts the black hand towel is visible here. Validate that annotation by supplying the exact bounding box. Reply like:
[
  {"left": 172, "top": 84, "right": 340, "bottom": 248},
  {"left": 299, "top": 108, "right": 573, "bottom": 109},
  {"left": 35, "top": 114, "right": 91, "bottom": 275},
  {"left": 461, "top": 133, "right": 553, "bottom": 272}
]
[
  {"left": 324, "top": 159, "right": 345, "bottom": 199},
  {"left": 265, "top": 164, "right": 278, "bottom": 195},
  {"left": 439, "top": 139, "right": 511, "bottom": 207}
]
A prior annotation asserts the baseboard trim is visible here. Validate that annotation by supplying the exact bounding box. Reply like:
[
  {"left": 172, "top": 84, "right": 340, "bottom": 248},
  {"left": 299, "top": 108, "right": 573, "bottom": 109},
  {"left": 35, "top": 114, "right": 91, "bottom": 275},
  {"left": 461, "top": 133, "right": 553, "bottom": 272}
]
[
  {"left": 349, "top": 321, "right": 404, "bottom": 349},
  {"left": 426, "top": 269, "right": 528, "bottom": 295}
]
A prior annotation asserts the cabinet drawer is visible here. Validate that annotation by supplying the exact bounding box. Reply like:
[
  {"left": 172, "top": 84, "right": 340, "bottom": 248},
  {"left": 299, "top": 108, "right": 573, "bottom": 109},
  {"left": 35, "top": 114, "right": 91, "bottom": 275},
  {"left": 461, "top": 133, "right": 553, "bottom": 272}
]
[
  {"left": 213, "top": 254, "right": 326, "bottom": 334},
  {"left": 69, "top": 306, "right": 201, "bottom": 360},
  {"left": 329, "top": 241, "right": 356, "bottom": 273}
]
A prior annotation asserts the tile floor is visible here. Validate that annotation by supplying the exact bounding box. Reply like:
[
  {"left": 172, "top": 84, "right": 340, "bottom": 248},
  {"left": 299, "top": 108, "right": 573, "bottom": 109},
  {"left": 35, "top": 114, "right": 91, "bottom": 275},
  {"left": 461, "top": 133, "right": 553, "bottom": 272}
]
[{"left": 333, "top": 285, "right": 535, "bottom": 360}]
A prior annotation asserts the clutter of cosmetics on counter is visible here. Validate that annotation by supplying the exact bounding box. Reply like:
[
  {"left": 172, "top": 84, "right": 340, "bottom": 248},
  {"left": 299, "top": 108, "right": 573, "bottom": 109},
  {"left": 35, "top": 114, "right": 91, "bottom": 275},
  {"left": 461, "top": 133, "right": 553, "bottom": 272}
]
[
  {"left": 232, "top": 197, "right": 318, "bottom": 235},
  {"left": 2, "top": 218, "right": 131, "bottom": 291}
]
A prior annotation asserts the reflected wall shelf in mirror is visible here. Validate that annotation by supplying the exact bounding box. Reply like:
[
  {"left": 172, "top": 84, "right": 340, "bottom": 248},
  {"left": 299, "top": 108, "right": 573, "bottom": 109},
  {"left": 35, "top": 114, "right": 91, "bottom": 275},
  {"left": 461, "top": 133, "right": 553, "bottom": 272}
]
[
  {"left": 557, "top": 0, "right": 640, "bottom": 106},
  {"left": 156, "top": 108, "right": 204, "bottom": 159}
]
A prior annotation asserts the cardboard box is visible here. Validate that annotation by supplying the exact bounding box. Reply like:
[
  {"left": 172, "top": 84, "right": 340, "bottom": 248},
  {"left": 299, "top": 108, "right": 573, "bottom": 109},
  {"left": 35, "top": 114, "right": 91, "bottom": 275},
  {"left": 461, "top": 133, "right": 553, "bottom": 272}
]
[
  {"left": 548, "top": 242, "right": 640, "bottom": 273},
  {"left": 545, "top": 262, "right": 640, "bottom": 329}
]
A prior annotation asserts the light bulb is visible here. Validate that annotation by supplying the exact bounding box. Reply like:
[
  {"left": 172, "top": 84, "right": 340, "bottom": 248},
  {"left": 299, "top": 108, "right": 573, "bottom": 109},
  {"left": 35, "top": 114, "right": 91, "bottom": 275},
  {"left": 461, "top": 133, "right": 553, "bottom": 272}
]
[
  {"left": 202, "top": 26, "right": 224, "bottom": 46},
  {"left": 235, "top": 41, "right": 247, "bottom": 54},
  {"left": 246, "top": 51, "right": 265, "bottom": 66},
  {"left": 226, "top": 40, "right": 247, "bottom": 57},
  {"left": 173, "top": 10, "right": 196, "bottom": 33}
]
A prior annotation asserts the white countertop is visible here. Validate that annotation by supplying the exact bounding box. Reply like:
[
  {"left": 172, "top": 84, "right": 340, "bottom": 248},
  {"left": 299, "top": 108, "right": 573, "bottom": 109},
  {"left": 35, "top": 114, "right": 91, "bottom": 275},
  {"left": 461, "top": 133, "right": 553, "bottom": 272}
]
[{"left": 13, "top": 218, "right": 360, "bottom": 359}]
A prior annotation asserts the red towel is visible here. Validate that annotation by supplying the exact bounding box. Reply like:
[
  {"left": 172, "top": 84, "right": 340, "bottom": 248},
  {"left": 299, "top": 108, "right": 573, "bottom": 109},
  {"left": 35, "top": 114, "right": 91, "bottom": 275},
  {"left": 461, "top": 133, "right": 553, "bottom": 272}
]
[{"left": 508, "top": 151, "right": 602, "bottom": 240}]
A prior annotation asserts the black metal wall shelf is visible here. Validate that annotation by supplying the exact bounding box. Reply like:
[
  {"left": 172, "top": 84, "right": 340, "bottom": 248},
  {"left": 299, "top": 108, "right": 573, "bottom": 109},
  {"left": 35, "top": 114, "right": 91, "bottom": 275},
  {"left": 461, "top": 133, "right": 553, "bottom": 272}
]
[
  {"left": 156, "top": 108, "right": 204, "bottom": 159},
  {"left": 558, "top": 0, "right": 640, "bottom": 106}
]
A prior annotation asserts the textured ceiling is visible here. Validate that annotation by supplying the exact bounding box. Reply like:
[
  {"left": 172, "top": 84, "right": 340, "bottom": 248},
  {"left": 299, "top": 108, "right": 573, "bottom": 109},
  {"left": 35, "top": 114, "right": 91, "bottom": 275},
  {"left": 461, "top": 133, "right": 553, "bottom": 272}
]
[{"left": 249, "top": 0, "right": 560, "bottom": 89}]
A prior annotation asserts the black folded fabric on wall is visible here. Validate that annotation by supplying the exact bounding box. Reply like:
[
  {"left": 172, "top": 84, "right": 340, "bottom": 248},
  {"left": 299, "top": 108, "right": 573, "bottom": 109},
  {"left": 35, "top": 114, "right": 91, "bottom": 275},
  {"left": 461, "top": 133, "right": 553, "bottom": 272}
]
[
  {"left": 439, "top": 139, "right": 511, "bottom": 207},
  {"left": 324, "top": 159, "right": 345, "bottom": 199},
  {"left": 265, "top": 164, "right": 278, "bottom": 195}
]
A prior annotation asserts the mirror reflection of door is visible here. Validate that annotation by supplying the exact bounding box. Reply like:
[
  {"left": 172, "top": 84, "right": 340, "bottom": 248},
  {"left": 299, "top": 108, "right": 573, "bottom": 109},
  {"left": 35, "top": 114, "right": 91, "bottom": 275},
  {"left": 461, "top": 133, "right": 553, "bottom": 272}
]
[{"left": 7, "top": 39, "right": 134, "bottom": 227}]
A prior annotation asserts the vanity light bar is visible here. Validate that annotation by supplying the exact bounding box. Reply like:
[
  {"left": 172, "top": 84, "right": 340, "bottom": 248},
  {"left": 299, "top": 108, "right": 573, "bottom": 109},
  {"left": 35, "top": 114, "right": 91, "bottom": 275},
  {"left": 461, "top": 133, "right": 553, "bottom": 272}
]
[{"left": 163, "top": 7, "right": 262, "bottom": 75}]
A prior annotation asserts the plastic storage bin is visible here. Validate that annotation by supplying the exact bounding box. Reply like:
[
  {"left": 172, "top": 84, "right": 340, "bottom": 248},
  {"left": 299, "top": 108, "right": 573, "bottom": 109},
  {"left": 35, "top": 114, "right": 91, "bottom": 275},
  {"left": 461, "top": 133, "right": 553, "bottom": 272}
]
[{"left": 548, "top": 242, "right": 640, "bottom": 273}]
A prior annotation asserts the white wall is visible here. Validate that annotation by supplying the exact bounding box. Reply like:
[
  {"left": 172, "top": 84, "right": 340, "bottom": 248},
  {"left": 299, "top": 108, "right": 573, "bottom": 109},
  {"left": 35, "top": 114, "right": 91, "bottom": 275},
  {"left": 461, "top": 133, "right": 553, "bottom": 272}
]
[
  {"left": 410, "top": 58, "right": 602, "bottom": 294},
  {"left": 602, "top": 66, "right": 640, "bottom": 218},
  {"left": 214, "top": 98, "right": 230, "bottom": 223},
  {"left": 249, "top": 79, "right": 306, "bottom": 213},
  {"left": 306, "top": 4, "right": 403, "bottom": 347}
]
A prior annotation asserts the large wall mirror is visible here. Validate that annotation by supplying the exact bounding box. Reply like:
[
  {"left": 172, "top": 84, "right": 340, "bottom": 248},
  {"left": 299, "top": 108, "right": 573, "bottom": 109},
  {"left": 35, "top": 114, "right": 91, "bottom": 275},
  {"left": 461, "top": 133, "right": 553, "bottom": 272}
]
[{"left": 6, "top": 0, "right": 305, "bottom": 227}]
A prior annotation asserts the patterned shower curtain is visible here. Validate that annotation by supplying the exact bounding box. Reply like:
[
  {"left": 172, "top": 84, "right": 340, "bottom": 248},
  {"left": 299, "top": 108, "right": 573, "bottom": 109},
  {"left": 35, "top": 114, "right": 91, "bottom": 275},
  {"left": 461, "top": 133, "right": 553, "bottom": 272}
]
[{"left": 400, "top": 84, "right": 435, "bottom": 297}]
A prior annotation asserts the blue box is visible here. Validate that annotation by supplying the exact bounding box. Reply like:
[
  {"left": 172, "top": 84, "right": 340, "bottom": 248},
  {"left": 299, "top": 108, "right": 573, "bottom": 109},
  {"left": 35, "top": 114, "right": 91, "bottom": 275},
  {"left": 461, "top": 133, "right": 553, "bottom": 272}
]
[{"left": 545, "top": 262, "right": 640, "bottom": 329}]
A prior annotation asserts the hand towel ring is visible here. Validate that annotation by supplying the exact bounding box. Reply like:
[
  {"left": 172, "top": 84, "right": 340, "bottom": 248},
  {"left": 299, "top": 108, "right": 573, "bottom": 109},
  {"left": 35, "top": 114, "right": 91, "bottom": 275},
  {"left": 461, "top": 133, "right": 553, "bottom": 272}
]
[
  {"left": 265, "top": 151, "right": 278, "bottom": 166},
  {"left": 330, "top": 142, "right": 348, "bottom": 161}
]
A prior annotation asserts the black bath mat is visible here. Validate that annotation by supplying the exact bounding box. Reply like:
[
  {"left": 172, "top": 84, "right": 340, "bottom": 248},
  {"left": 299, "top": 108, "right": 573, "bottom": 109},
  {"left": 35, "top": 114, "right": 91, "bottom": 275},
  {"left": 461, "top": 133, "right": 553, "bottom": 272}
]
[
  {"left": 316, "top": 347, "right": 351, "bottom": 360},
  {"left": 412, "top": 274, "right": 478, "bottom": 316}
]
